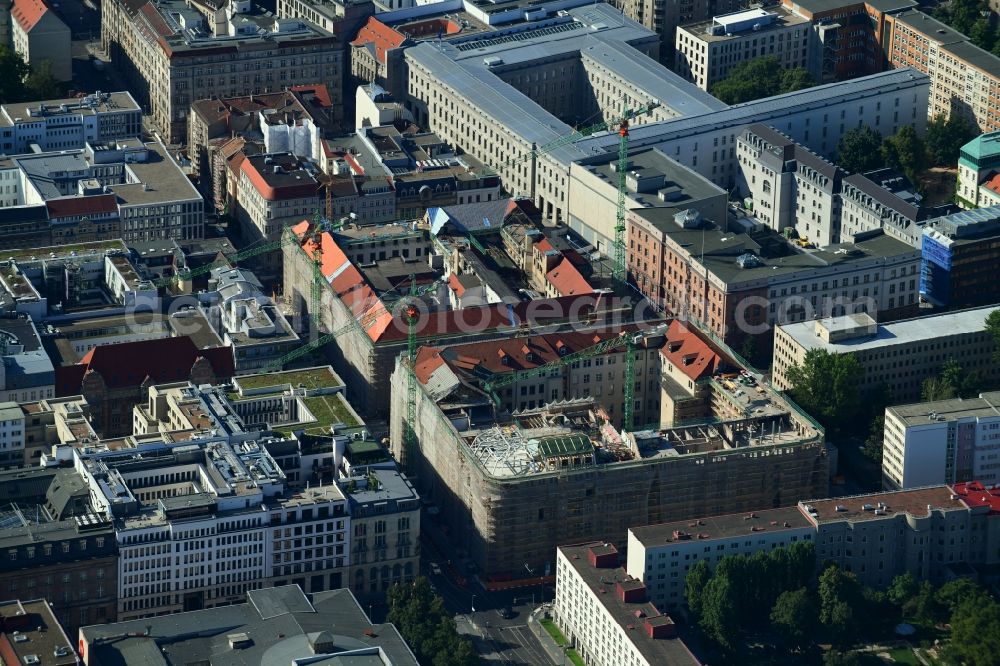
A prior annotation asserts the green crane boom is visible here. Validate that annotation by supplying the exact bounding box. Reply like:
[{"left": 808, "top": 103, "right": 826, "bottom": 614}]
[{"left": 481, "top": 331, "right": 638, "bottom": 421}]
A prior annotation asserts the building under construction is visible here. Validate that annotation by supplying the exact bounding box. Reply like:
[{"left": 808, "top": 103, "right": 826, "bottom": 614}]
[
  {"left": 281, "top": 203, "right": 660, "bottom": 416},
  {"left": 388, "top": 321, "right": 829, "bottom": 582}
]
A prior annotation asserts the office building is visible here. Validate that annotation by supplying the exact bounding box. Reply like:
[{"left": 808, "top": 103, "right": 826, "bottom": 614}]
[
  {"left": 619, "top": 0, "right": 741, "bottom": 57},
  {"left": 79, "top": 586, "right": 420, "bottom": 666},
  {"left": 10, "top": 0, "right": 70, "bottom": 81},
  {"left": 0, "top": 467, "right": 118, "bottom": 636},
  {"left": 675, "top": 7, "right": 815, "bottom": 91},
  {"left": 920, "top": 206, "right": 1000, "bottom": 308},
  {"left": 236, "top": 152, "right": 321, "bottom": 246},
  {"left": 389, "top": 319, "right": 828, "bottom": 580},
  {"left": 885, "top": 10, "right": 1000, "bottom": 133},
  {"left": 0, "top": 92, "right": 142, "bottom": 156},
  {"left": 628, "top": 208, "right": 920, "bottom": 351},
  {"left": 957, "top": 131, "right": 1000, "bottom": 210},
  {"left": 839, "top": 168, "right": 953, "bottom": 246},
  {"left": 0, "top": 599, "right": 78, "bottom": 666},
  {"left": 883, "top": 391, "right": 1000, "bottom": 490},
  {"left": 0, "top": 315, "right": 54, "bottom": 406},
  {"left": 736, "top": 123, "right": 844, "bottom": 247},
  {"left": 54, "top": 336, "right": 235, "bottom": 436},
  {"left": 555, "top": 542, "right": 699, "bottom": 666},
  {"left": 0, "top": 139, "right": 204, "bottom": 245},
  {"left": 101, "top": 0, "right": 343, "bottom": 143},
  {"left": 772, "top": 307, "right": 1000, "bottom": 402},
  {"left": 199, "top": 267, "right": 300, "bottom": 373}
]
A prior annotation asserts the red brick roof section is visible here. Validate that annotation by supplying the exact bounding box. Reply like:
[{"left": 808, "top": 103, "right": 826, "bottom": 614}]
[
  {"left": 985, "top": 172, "right": 1000, "bottom": 195},
  {"left": 240, "top": 156, "right": 319, "bottom": 201},
  {"left": 350, "top": 17, "right": 406, "bottom": 65},
  {"left": 659, "top": 320, "right": 722, "bottom": 382},
  {"left": 57, "top": 336, "right": 234, "bottom": 394},
  {"left": 11, "top": 0, "right": 49, "bottom": 31},
  {"left": 46, "top": 194, "right": 119, "bottom": 218}
]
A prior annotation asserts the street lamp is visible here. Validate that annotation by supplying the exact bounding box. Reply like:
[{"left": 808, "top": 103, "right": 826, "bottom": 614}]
[{"left": 471, "top": 594, "right": 476, "bottom": 613}]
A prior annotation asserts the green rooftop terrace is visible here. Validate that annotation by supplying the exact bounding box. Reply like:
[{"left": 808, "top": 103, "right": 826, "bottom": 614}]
[
  {"left": 5, "top": 240, "right": 128, "bottom": 262},
  {"left": 234, "top": 366, "right": 344, "bottom": 393}
]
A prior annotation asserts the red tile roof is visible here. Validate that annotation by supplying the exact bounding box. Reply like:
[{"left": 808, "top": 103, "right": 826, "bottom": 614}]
[
  {"left": 350, "top": 17, "right": 406, "bottom": 65},
  {"left": 46, "top": 194, "right": 119, "bottom": 219},
  {"left": 11, "top": 0, "right": 50, "bottom": 32},
  {"left": 413, "top": 346, "right": 446, "bottom": 385},
  {"left": 56, "top": 336, "right": 234, "bottom": 394},
  {"left": 545, "top": 259, "right": 593, "bottom": 297},
  {"left": 953, "top": 481, "right": 1000, "bottom": 514},
  {"left": 290, "top": 84, "right": 333, "bottom": 109},
  {"left": 985, "top": 172, "right": 1000, "bottom": 195},
  {"left": 240, "top": 157, "right": 319, "bottom": 201},
  {"left": 659, "top": 320, "right": 723, "bottom": 381},
  {"left": 534, "top": 238, "right": 554, "bottom": 253},
  {"left": 447, "top": 273, "right": 465, "bottom": 297}
]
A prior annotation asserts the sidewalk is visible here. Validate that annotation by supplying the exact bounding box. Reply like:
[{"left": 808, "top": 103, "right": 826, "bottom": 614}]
[{"left": 527, "top": 604, "right": 570, "bottom": 665}]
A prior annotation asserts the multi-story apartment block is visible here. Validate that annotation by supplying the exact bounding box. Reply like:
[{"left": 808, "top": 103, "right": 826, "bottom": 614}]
[
  {"left": 101, "top": 0, "right": 343, "bottom": 144},
  {"left": 237, "top": 152, "right": 320, "bottom": 244},
  {"left": 838, "top": 169, "right": 950, "bottom": 245},
  {"left": 883, "top": 391, "right": 1000, "bottom": 490},
  {"left": 616, "top": 482, "right": 1000, "bottom": 596},
  {"left": 0, "top": 467, "right": 118, "bottom": 636},
  {"left": 627, "top": 506, "right": 815, "bottom": 609},
  {"left": 277, "top": 0, "right": 374, "bottom": 46},
  {"left": 0, "top": 402, "right": 25, "bottom": 469},
  {"left": 772, "top": 307, "right": 1000, "bottom": 402},
  {"left": 10, "top": 0, "right": 70, "bottom": 81},
  {"left": 885, "top": 10, "right": 1000, "bottom": 133},
  {"left": 920, "top": 206, "right": 1000, "bottom": 308},
  {"left": 956, "top": 131, "right": 1000, "bottom": 210},
  {"left": 0, "top": 139, "right": 204, "bottom": 244},
  {"left": 0, "top": 93, "right": 142, "bottom": 156},
  {"left": 675, "top": 7, "right": 815, "bottom": 91},
  {"left": 737, "top": 123, "right": 844, "bottom": 247},
  {"left": 555, "top": 542, "right": 699, "bottom": 666}
]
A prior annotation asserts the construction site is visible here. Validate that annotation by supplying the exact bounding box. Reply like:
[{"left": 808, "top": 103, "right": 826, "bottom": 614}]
[{"left": 387, "top": 319, "right": 829, "bottom": 583}]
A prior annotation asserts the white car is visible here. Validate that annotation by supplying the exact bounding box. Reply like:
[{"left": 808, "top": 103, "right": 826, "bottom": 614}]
[{"left": 430, "top": 562, "right": 442, "bottom": 575}]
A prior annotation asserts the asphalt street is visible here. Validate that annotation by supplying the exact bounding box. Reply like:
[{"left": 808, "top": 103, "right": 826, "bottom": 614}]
[{"left": 421, "top": 534, "right": 556, "bottom": 665}]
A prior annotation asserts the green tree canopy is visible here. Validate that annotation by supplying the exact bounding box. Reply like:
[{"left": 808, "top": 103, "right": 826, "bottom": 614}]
[
  {"left": 784, "top": 348, "right": 863, "bottom": 437},
  {"left": 948, "top": 591, "right": 1000, "bottom": 666},
  {"left": 699, "top": 574, "right": 741, "bottom": 650},
  {"left": 925, "top": 113, "right": 977, "bottom": 167},
  {"left": 684, "top": 559, "right": 711, "bottom": 619},
  {"left": 387, "top": 578, "right": 478, "bottom": 666},
  {"left": 0, "top": 45, "right": 30, "bottom": 104},
  {"left": 709, "top": 56, "right": 814, "bottom": 104},
  {"left": 818, "top": 565, "right": 864, "bottom": 645},
  {"left": 880, "top": 125, "right": 926, "bottom": 185},
  {"left": 770, "top": 587, "right": 817, "bottom": 648},
  {"left": 984, "top": 309, "right": 1000, "bottom": 362},
  {"left": 836, "top": 126, "right": 884, "bottom": 174}
]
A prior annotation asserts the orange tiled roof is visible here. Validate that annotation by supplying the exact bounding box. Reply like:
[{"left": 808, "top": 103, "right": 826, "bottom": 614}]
[
  {"left": 11, "top": 0, "right": 50, "bottom": 32},
  {"left": 350, "top": 17, "right": 406, "bottom": 66},
  {"left": 659, "top": 320, "right": 722, "bottom": 382},
  {"left": 545, "top": 259, "right": 593, "bottom": 297}
]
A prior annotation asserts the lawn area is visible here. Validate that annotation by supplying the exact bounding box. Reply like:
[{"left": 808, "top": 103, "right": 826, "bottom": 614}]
[
  {"left": 237, "top": 367, "right": 339, "bottom": 391},
  {"left": 566, "top": 649, "right": 585, "bottom": 666},
  {"left": 889, "top": 647, "right": 920, "bottom": 665},
  {"left": 539, "top": 618, "right": 568, "bottom": 646}
]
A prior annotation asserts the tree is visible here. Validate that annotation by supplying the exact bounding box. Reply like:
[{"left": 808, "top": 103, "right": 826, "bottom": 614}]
[
  {"left": 387, "top": 578, "right": 478, "bottom": 666},
  {"left": 818, "top": 566, "right": 863, "bottom": 644},
  {"left": 969, "top": 17, "right": 995, "bottom": 50},
  {"left": 699, "top": 574, "right": 741, "bottom": 650},
  {"left": 709, "top": 56, "right": 814, "bottom": 105},
  {"left": 985, "top": 309, "right": 1000, "bottom": 362},
  {"left": 888, "top": 572, "right": 918, "bottom": 608},
  {"left": 784, "top": 349, "right": 863, "bottom": 438},
  {"left": 936, "top": 577, "right": 985, "bottom": 615},
  {"left": 926, "top": 113, "right": 977, "bottom": 166},
  {"left": 880, "top": 125, "right": 926, "bottom": 185},
  {"left": 0, "top": 45, "right": 30, "bottom": 105},
  {"left": 862, "top": 413, "right": 885, "bottom": 464},
  {"left": 770, "top": 587, "right": 816, "bottom": 648},
  {"left": 684, "top": 559, "right": 711, "bottom": 619},
  {"left": 836, "top": 126, "right": 884, "bottom": 174},
  {"left": 921, "top": 375, "right": 956, "bottom": 402},
  {"left": 948, "top": 594, "right": 1000, "bottom": 666},
  {"left": 24, "top": 60, "right": 62, "bottom": 101}
]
